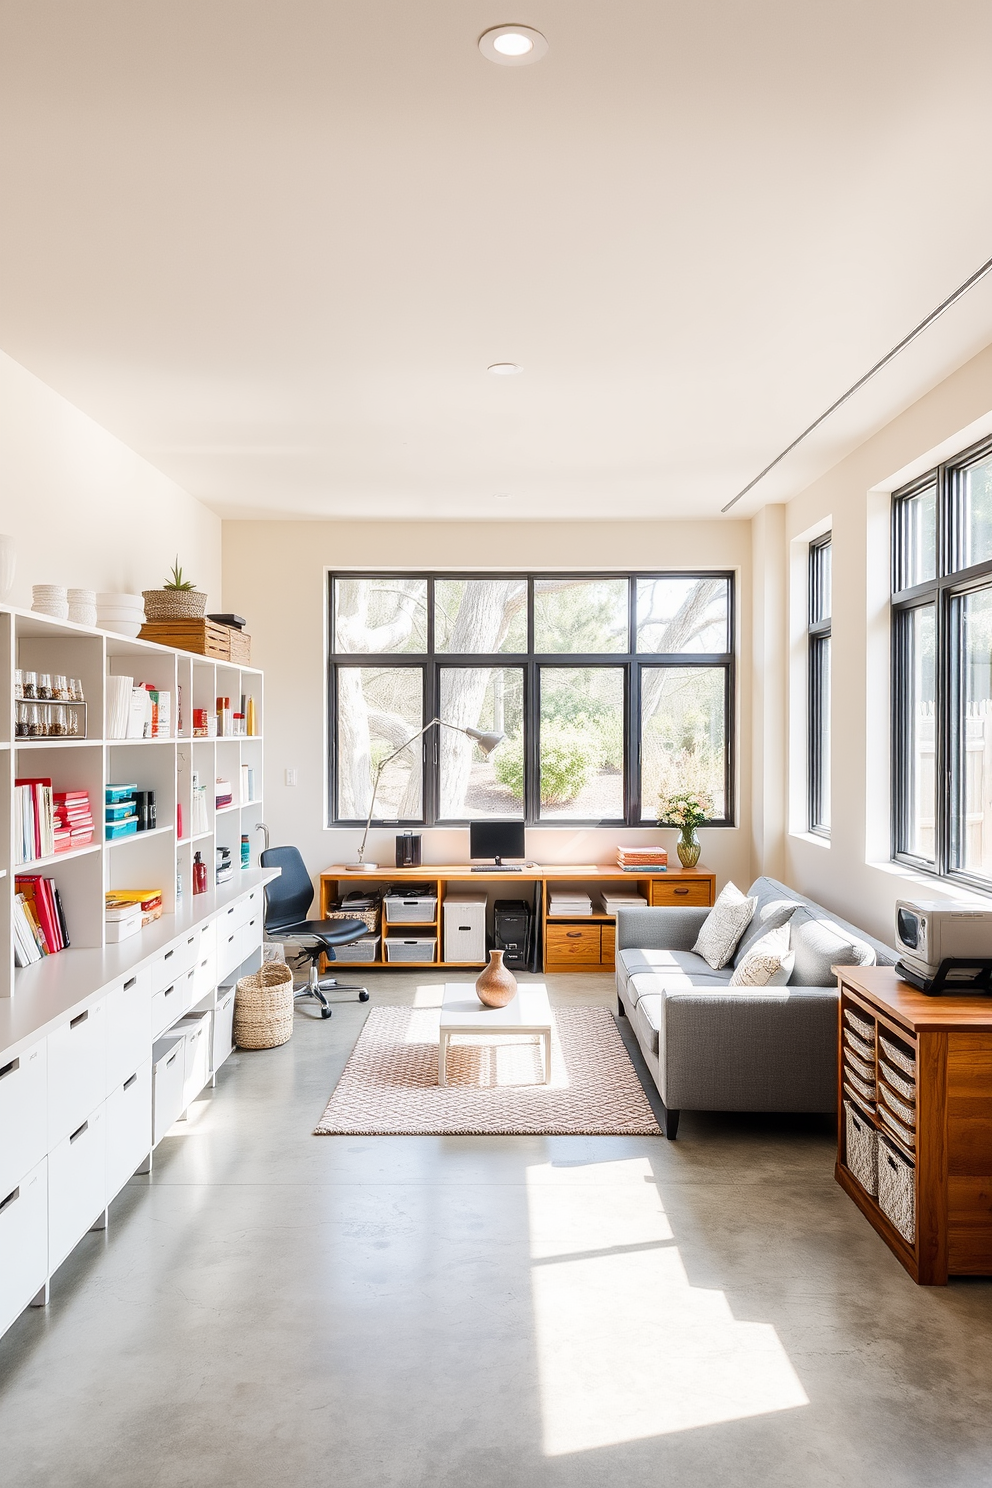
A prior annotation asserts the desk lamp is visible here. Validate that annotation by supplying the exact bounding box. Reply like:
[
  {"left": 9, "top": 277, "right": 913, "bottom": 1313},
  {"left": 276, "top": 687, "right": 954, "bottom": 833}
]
[{"left": 347, "top": 718, "right": 503, "bottom": 870}]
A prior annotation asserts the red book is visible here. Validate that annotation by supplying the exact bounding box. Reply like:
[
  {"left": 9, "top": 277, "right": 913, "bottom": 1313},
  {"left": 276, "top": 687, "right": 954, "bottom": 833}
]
[
  {"left": 15, "top": 876, "right": 52, "bottom": 954},
  {"left": 42, "top": 879, "right": 64, "bottom": 951}
]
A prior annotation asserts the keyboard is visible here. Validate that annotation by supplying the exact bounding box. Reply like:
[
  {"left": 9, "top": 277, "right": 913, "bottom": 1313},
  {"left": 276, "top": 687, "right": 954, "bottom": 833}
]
[{"left": 471, "top": 865, "right": 523, "bottom": 872}]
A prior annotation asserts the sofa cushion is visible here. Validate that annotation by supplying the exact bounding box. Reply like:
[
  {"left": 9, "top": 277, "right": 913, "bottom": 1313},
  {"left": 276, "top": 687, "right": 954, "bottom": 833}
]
[
  {"left": 732, "top": 900, "right": 798, "bottom": 967},
  {"left": 729, "top": 924, "right": 795, "bottom": 986},
  {"left": 693, "top": 882, "right": 757, "bottom": 969},
  {"left": 788, "top": 907, "right": 877, "bottom": 986},
  {"left": 620, "top": 952, "right": 733, "bottom": 1004}
]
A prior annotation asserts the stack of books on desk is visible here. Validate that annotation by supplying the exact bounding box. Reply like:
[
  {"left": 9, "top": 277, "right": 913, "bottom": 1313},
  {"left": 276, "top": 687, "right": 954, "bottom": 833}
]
[
  {"left": 602, "top": 891, "right": 647, "bottom": 915},
  {"left": 549, "top": 891, "right": 593, "bottom": 917},
  {"left": 616, "top": 846, "right": 668, "bottom": 872}
]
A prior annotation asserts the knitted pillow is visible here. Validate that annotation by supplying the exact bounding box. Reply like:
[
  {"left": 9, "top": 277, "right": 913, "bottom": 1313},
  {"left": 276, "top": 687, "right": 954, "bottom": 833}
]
[
  {"left": 693, "top": 882, "right": 757, "bottom": 970},
  {"left": 729, "top": 924, "right": 795, "bottom": 987}
]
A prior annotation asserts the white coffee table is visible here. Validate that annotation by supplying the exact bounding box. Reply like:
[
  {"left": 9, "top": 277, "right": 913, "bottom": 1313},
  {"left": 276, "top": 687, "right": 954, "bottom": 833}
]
[{"left": 439, "top": 982, "right": 553, "bottom": 1086}]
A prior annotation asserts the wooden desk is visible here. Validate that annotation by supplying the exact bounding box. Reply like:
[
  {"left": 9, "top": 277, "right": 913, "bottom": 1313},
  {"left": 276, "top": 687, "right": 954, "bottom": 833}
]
[
  {"left": 836, "top": 965, "right": 992, "bottom": 1284},
  {"left": 319, "top": 864, "right": 715, "bottom": 974}
]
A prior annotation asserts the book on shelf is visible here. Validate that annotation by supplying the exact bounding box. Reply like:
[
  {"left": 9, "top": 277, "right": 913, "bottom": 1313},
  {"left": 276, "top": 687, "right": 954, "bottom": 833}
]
[
  {"left": 106, "top": 889, "right": 163, "bottom": 926},
  {"left": 13, "top": 875, "right": 69, "bottom": 964}
]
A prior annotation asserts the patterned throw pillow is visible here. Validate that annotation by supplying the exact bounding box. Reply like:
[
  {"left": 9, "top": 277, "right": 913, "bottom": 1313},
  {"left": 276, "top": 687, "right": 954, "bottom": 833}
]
[
  {"left": 729, "top": 924, "right": 794, "bottom": 987},
  {"left": 693, "top": 882, "right": 757, "bottom": 970}
]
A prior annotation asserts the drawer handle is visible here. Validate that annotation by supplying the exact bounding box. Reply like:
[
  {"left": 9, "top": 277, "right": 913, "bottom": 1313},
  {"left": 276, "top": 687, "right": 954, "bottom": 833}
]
[
  {"left": 164, "top": 948, "right": 175, "bottom": 960},
  {"left": 124, "top": 976, "right": 137, "bottom": 991},
  {"left": 166, "top": 1052, "right": 178, "bottom": 1067},
  {"left": 0, "top": 1187, "right": 19, "bottom": 1216},
  {"left": 674, "top": 888, "right": 689, "bottom": 896},
  {"left": 123, "top": 1072, "right": 137, "bottom": 1091},
  {"left": 70, "top": 1120, "right": 89, "bottom": 1143},
  {"left": 566, "top": 931, "right": 583, "bottom": 939},
  {"left": 0, "top": 1057, "right": 19, "bottom": 1081},
  {"left": 227, "top": 907, "right": 235, "bottom": 916},
  {"left": 163, "top": 985, "right": 175, "bottom": 997},
  {"left": 228, "top": 934, "right": 235, "bottom": 945},
  {"left": 187, "top": 936, "right": 196, "bottom": 946},
  {"left": 70, "top": 1011, "right": 88, "bottom": 1030}
]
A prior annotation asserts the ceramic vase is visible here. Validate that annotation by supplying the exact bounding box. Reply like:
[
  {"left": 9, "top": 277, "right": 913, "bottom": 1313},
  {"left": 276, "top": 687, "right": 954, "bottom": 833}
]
[
  {"left": 0, "top": 536, "right": 15, "bottom": 602},
  {"left": 677, "top": 826, "right": 701, "bottom": 869},
  {"left": 475, "top": 949, "right": 517, "bottom": 1007}
]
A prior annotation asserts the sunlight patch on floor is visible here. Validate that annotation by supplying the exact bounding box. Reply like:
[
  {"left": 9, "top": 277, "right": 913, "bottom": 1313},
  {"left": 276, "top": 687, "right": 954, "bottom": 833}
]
[{"left": 526, "top": 1161, "right": 808, "bottom": 1455}]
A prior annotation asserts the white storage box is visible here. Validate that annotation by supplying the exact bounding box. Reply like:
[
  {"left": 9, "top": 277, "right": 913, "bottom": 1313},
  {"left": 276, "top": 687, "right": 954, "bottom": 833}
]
[
  {"left": 384, "top": 937, "right": 437, "bottom": 963},
  {"left": 383, "top": 895, "right": 437, "bottom": 924},
  {"left": 443, "top": 894, "right": 487, "bottom": 963},
  {"left": 105, "top": 909, "right": 141, "bottom": 943},
  {"left": 338, "top": 934, "right": 380, "bottom": 963},
  {"left": 152, "top": 1035, "right": 185, "bottom": 1145},
  {"left": 212, "top": 988, "right": 236, "bottom": 1072},
  {"left": 172, "top": 1014, "right": 212, "bottom": 1109}
]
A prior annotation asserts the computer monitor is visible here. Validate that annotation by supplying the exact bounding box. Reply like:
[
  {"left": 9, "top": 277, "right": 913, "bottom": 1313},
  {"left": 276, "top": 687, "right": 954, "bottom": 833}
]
[{"left": 470, "top": 820, "right": 526, "bottom": 865}]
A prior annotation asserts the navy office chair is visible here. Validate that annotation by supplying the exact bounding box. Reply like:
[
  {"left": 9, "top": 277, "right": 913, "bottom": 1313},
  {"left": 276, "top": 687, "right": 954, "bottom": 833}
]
[{"left": 260, "top": 846, "right": 371, "bottom": 1019}]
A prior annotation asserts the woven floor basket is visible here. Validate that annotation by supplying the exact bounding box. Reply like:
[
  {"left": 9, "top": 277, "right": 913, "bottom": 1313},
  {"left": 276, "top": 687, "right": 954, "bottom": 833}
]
[{"left": 233, "top": 963, "right": 295, "bottom": 1050}]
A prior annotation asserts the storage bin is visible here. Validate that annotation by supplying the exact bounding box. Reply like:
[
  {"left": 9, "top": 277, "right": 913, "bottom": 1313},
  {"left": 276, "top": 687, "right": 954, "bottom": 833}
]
[
  {"left": 383, "top": 895, "right": 437, "bottom": 924},
  {"left": 233, "top": 963, "right": 294, "bottom": 1049},
  {"left": 842, "top": 1048, "right": 875, "bottom": 1086},
  {"left": 844, "top": 1006, "right": 875, "bottom": 1043},
  {"left": 384, "top": 937, "right": 437, "bottom": 963},
  {"left": 879, "top": 1104, "right": 916, "bottom": 1152},
  {"left": 844, "top": 1070, "right": 876, "bottom": 1108},
  {"left": 338, "top": 934, "right": 380, "bottom": 963},
  {"left": 443, "top": 894, "right": 487, "bottom": 963},
  {"left": 213, "top": 988, "right": 236, "bottom": 1071},
  {"left": 844, "top": 1100, "right": 878, "bottom": 1196},
  {"left": 879, "top": 1031, "right": 916, "bottom": 1079},
  {"left": 173, "top": 1015, "right": 212, "bottom": 1109},
  {"left": 152, "top": 1035, "right": 185, "bottom": 1145},
  {"left": 877, "top": 1136, "right": 916, "bottom": 1244},
  {"left": 880, "top": 1082, "right": 916, "bottom": 1128},
  {"left": 844, "top": 1028, "right": 874, "bottom": 1063},
  {"left": 879, "top": 1058, "right": 915, "bottom": 1103}
]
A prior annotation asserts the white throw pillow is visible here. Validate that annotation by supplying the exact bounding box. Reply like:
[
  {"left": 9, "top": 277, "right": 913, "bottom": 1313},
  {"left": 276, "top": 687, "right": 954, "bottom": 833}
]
[
  {"left": 729, "top": 924, "right": 795, "bottom": 987},
  {"left": 693, "top": 882, "right": 757, "bottom": 970}
]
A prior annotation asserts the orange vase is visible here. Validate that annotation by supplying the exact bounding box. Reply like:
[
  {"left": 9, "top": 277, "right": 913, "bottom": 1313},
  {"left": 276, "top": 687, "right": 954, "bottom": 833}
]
[{"left": 475, "top": 949, "right": 518, "bottom": 1008}]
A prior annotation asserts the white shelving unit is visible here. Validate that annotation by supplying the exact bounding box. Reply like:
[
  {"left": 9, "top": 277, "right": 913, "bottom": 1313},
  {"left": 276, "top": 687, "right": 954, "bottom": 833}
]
[{"left": 1, "top": 605, "right": 264, "bottom": 998}]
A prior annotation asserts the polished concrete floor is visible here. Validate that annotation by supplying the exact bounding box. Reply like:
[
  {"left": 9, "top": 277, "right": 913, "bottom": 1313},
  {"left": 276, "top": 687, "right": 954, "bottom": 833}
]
[{"left": 2, "top": 970, "right": 992, "bottom": 1487}]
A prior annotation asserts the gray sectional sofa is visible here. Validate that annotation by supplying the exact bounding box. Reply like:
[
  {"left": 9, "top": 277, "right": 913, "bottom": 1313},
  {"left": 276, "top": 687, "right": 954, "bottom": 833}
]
[{"left": 615, "top": 875, "right": 897, "bottom": 1138}]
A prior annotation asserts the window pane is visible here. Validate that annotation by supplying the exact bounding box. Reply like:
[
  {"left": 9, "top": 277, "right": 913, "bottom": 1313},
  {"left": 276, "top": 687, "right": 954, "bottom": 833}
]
[
  {"left": 811, "top": 635, "right": 831, "bottom": 832},
  {"left": 951, "top": 588, "right": 992, "bottom": 874},
  {"left": 539, "top": 668, "right": 624, "bottom": 818},
  {"left": 640, "top": 667, "right": 726, "bottom": 820},
  {"left": 435, "top": 579, "right": 527, "bottom": 653},
  {"left": 901, "top": 605, "right": 935, "bottom": 862},
  {"left": 333, "top": 577, "right": 428, "bottom": 653},
  {"left": 336, "top": 668, "right": 423, "bottom": 819},
  {"left": 897, "top": 487, "right": 936, "bottom": 589},
  {"left": 954, "top": 458, "right": 992, "bottom": 572},
  {"left": 810, "top": 540, "right": 831, "bottom": 625},
  {"left": 534, "top": 578, "right": 628, "bottom": 653},
  {"left": 636, "top": 578, "right": 729, "bottom": 654},
  {"left": 439, "top": 668, "right": 524, "bottom": 818}
]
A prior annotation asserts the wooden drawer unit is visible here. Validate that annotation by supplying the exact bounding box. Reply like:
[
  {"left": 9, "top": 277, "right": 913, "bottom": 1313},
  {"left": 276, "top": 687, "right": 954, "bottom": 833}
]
[
  {"left": 601, "top": 924, "right": 616, "bottom": 965},
  {"left": 546, "top": 923, "right": 602, "bottom": 966},
  {"left": 650, "top": 879, "right": 713, "bottom": 907}
]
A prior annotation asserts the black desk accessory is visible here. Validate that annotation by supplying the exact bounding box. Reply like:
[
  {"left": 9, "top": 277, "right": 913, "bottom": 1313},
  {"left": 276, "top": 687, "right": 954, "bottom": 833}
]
[{"left": 897, "top": 957, "right": 992, "bottom": 996}]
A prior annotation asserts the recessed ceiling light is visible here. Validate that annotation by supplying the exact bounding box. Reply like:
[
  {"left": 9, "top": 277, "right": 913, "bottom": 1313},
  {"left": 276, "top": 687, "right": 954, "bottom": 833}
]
[
  {"left": 488, "top": 362, "right": 522, "bottom": 375},
  {"left": 479, "top": 25, "right": 548, "bottom": 66}
]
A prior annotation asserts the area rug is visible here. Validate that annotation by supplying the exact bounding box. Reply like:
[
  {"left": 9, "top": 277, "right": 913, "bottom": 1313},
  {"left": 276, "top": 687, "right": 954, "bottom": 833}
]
[{"left": 313, "top": 1005, "right": 661, "bottom": 1136}]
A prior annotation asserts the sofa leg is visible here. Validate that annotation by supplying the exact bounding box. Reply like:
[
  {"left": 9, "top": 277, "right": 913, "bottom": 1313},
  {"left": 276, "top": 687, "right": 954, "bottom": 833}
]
[
  {"left": 660, "top": 1102, "right": 680, "bottom": 1140},
  {"left": 617, "top": 994, "right": 625, "bottom": 1017}
]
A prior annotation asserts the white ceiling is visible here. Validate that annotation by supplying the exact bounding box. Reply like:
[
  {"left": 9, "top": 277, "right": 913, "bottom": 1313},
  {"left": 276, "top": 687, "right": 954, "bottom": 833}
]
[{"left": 2, "top": 1, "right": 992, "bottom": 521}]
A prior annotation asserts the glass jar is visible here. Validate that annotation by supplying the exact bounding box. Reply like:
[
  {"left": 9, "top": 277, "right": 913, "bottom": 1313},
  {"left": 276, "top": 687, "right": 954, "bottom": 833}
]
[
  {"left": 14, "top": 701, "right": 28, "bottom": 737},
  {"left": 22, "top": 671, "right": 37, "bottom": 699},
  {"left": 66, "top": 704, "right": 80, "bottom": 737},
  {"left": 54, "top": 674, "right": 69, "bottom": 700},
  {"left": 71, "top": 678, "right": 85, "bottom": 701},
  {"left": 13, "top": 668, "right": 23, "bottom": 700},
  {"left": 49, "top": 704, "right": 67, "bottom": 737},
  {"left": 27, "top": 704, "right": 43, "bottom": 737},
  {"left": 37, "top": 673, "right": 52, "bottom": 700}
]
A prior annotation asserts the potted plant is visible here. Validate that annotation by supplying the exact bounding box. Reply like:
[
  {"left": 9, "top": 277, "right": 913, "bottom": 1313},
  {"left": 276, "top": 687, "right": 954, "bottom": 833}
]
[
  {"left": 142, "top": 558, "right": 208, "bottom": 621},
  {"left": 658, "top": 788, "right": 714, "bottom": 868}
]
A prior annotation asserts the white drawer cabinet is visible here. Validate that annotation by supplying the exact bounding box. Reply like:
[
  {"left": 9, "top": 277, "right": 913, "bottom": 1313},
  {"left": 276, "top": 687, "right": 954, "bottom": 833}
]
[
  {"left": 48, "top": 1002, "right": 107, "bottom": 1148},
  {"left": 213, "top": 988, "right": 236, "bottom": 1072},
  {"left": 234, "top": 886, "right": 262, "bottom": 930},
  {"left": 150, "top": 930, "right": 198, "bottom": 995},
  {"left": 106, "top": 967, "right": 152, "bottom": 1092},
  {"left": 152, "top": 1036, "right": 185, "bottom": 1145},
  {"left": 0, "top": 1040, "right": 47, "bottom": 1200},
  {"left": 49, "top": 1104, "right": 107, "bottom": 1273},
  {"left": 192, "top": 946, "right": 216, "bottom": 1003},
  {"left": 0, "top": 1158, "right": 48, "bottom": 1338},
  {"left": 106, "top": 1062, "right": 152, "bottom": 1201},
  {"left": 151, "top": 975, "right": 190, "bottom": 1040},
  {"left": 216, "top": 921, "right": 242, "bottom": 985},
  {"left": 239, "top": 912, "right": 262, "bottom": 966},
  {"left": 173, "top": 1016, "right": 211, "bottom": 1109}
]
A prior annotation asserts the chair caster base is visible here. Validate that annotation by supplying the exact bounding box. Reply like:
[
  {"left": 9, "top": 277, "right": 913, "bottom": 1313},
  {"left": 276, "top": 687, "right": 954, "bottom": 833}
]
[
  {"left": 320, "top": 1006, "right": 333, "bottom": 1019},
  {"left": 359, "top": 990, "right": 370, "bottom": 1002}
]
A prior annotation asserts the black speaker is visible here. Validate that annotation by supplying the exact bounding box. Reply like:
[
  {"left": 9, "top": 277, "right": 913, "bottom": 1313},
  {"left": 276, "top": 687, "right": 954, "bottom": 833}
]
[
  {"left": 395, "top": 832, "right": 422, "bottom": 868},
  {"left": 494, "top": 899, "right": 532, "bottom": 969}
]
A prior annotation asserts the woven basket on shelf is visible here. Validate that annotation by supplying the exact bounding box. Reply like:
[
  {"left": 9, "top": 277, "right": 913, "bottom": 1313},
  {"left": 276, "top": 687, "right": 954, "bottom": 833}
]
[
  {"left": 142, "top": 587, "right": 208, "bottom": 620},
  {"left": 233, "top": 963, "right": 295, "bottom": 1050}
]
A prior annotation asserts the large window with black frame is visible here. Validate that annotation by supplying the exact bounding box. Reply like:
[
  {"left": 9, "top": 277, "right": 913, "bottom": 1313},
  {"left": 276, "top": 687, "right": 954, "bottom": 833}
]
[
  {"left": 808, "top": 535, "right": 832, "bottom": 835},
  {"left": 327, "top": 573, "right": 735, "bottom": 828},
  {"left": 892, "top": 436, "right": 992, "bottom": 885}
]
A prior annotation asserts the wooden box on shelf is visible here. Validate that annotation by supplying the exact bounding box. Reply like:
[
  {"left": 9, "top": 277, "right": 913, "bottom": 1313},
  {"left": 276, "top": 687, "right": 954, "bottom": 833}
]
[
  {"left": 835, "top": 965, "right": 992, "bottom": 1285},
  {"left": 139, "top": 620, "right": 231, "bottom": 660}
]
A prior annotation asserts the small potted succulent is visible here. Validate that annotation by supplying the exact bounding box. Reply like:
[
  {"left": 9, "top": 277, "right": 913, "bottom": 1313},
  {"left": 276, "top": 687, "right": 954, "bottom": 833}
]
[{"left": 143, "top": 558, "right": 208, "bottom": 621}]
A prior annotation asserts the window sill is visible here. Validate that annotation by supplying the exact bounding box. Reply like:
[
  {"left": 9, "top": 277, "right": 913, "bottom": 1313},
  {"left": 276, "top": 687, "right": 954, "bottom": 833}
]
[
  {"left": 868, "top": 858, "right": 992, "bottom": 902},
  {"left": 789, "top": 831, "right": 831, "bottom": 851}
]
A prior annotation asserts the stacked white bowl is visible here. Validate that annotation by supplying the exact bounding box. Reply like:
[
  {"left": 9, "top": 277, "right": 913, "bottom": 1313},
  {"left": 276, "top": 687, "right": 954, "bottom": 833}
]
[
  {"left": 32, "top": 584, "right": 69, "bottom": 619},
  {"left": 67, "top": 588, "right": 97, "bottom": 627},
  {"left": 96, "top": 592, "right": 145, "bottom": 638}
]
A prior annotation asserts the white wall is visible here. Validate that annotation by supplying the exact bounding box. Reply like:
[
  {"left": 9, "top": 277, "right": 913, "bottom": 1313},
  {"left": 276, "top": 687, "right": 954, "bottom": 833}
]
[
  {"left": 0, "top": 351, "right": 221, "bottom": 608},
  {"left": 777, "top": 340, "right": 992, "bottom": 944},
  {"left": 222, "top": 519, "right": 753, "bottom": 891}
]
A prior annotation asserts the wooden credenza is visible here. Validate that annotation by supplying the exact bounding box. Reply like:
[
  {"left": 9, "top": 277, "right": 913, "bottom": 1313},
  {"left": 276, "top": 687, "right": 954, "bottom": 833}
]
[
  {"left": 319, "top": 865, "right": 716, "bottom": 974},
  {"left": 836, "top": 966, "right": 992, "bottom": 1284}
]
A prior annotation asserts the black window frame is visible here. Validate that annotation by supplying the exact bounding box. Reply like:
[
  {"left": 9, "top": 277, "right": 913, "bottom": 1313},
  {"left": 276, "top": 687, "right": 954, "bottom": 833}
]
[
  {"left": 327, "top": 571, "right": 736, "bottom": 829},
  {"left": 892, "top": 433, "right": 992, "bottom": 889},
  {"left": 808, "top": 534, "right": 832, "bottom": 836}
]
